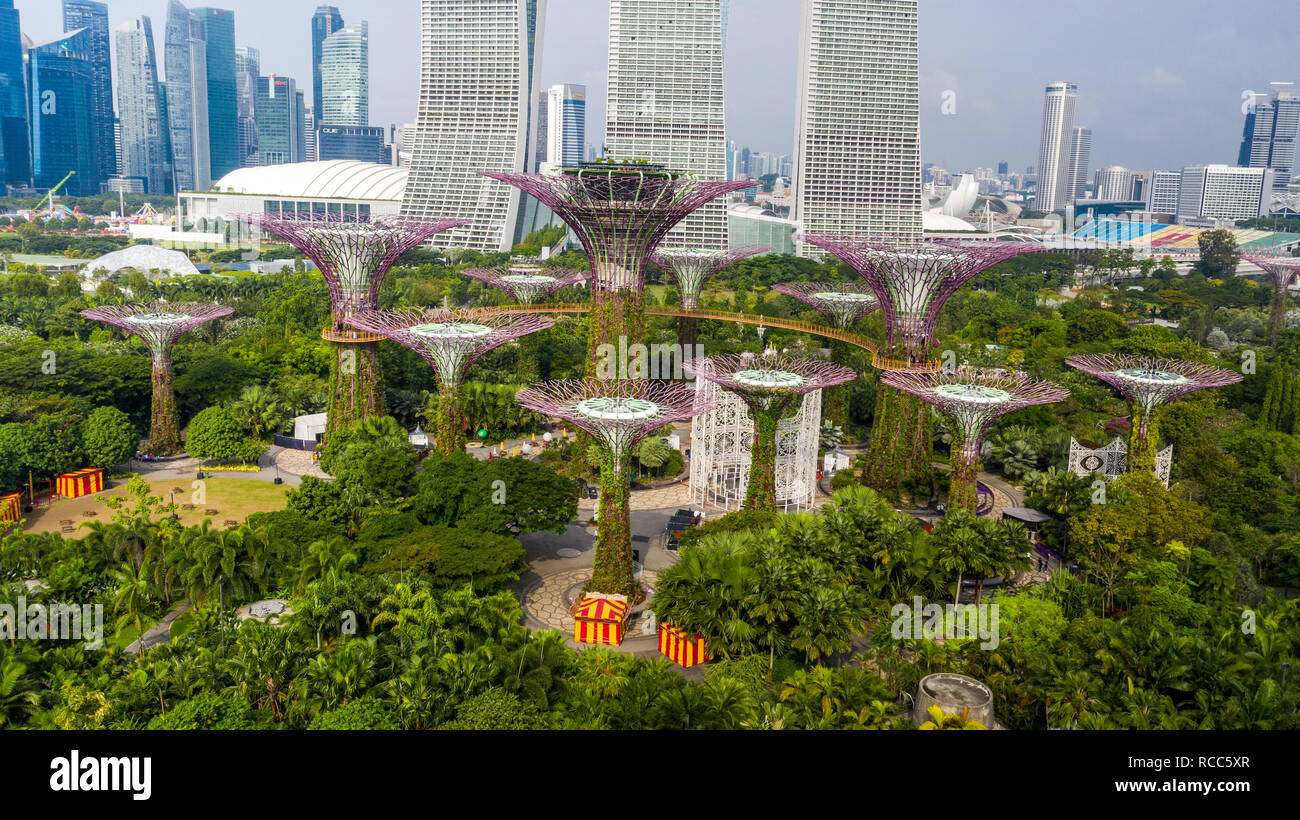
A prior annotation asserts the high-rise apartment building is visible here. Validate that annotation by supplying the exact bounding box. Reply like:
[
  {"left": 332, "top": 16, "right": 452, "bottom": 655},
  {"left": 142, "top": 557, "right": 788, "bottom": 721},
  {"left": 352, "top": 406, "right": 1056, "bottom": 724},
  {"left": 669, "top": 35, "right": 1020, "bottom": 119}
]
[
  {"left": 62, "top": 1, "right": 115, "bottom": 185},
  {"left": 320, "top": 22, "right": 368, "bottom": 126},
  {"left": 792, "top": 0, "right": 922, "bottom": 246},
  {"left": 545, "top": 83, "right": 585, "bottom": 169},
  {"left": 1178, "top": 164, "right": 1273, "bottom": 221},
  {"left": 1147, "top": 170, "right": 1181, "bottom": 214},
  {"left": 255, "top": 74, "right": 304, "bottom": 166},
  {"left": 304, "top": 106, "right": 316, "bottom": 161},
  {"left": 1239, "top": 82, "right": 1299, "bottom": 193},
  {"left": 1064, "top": 125, "right": 1091, "bottom": 202},
  {"left": 0, "top": 1, "right": 27, "bottom": 187},
  {"left": 192, "top": 7, "right": 237, "bottom": 180},
  {"left": 164, "top": 0, "right": 210, "bottom": 191},
  {"left": 116, "top": 17, "right": 173, "bottom": 194},
  {"left": 1034, "top": 81, "right": 1077, "bottom": 212},
  {"left": 534, "top": 91, "right": 547, "bottom": 171},
  {"left": 235, "top": 45, "right": 259, "bottom": 167},
  {"left": 26, "top": 29, "right": 97, "bottom": 196},
  {"left": 605, "top": 0, "right": 728, "bottom": 248},
  {"left": 1093, "top": 166, "right": 1132, "bottom": 201},
  {"left": 401, "top": 0, "right": 544, "bottom": 251},
  {"left": 311, "top": 5, "right": 344, "bottom": 123}
]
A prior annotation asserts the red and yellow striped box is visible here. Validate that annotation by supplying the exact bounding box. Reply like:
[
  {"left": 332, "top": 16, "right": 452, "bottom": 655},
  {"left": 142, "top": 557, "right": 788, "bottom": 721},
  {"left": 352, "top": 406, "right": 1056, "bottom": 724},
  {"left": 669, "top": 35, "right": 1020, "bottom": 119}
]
[
  {"left": 56, "top": 468, "right": 103, "bottom": 499},
  {"left": 1, "top": 493, "right": 19, "bottom": 523},
  {"left": 572, "top": 597, "right": 629, "bottom": 646},
  {"left": 658, "top": 623, "right": 711, "bottom": 668}
]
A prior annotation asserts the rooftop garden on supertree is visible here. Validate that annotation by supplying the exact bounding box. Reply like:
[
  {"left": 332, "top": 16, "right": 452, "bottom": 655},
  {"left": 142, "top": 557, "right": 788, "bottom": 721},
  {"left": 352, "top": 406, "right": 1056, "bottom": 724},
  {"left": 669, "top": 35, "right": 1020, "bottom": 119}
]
[
  {"left": 346, "top": 307, "right": 553, "bottom": 458},
  {"left": 81, "top": 302, "right": 233, "bottom": 455},
  {"left": 649, "top": 245, "right": 768, "bottom": 347},
  {"left": 795, "top": 235, "right": 1047, "bottom": 497},
  {"left": 1066, "top": 354, "right": 1243, "bottom": 473},
  {"left": 514, "top": 379, "right": 719, "bottom": 598},
  {"left": 460, "top": 263, "right": 593, "bottom": 305},
  {"left": 481, "top": 167, "right": 755, "bottom": 374},
  {"left": 1243, "top": 255, "right": 1300, "bottom": 343},
  {"left": 236, "top": 213, "right": 470, "bottom": 438},
  {"left": 881, "top": 367, "right": 1069, "bottom": 513},
  {"left": 686, "top": 352, "right": 856, "bottom": 512}
]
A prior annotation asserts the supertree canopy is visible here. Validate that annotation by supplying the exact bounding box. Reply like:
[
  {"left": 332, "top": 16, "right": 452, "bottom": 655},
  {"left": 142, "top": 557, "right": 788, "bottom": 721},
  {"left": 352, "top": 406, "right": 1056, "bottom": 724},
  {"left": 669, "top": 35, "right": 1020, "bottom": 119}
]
[
  {"left": 771, "top": 282, "right": 881, "bottom": 330},
  {"left": 82, "top": 302, "right": 233, "bottom": 455},
  {"left": 686, "top": 352, "right": 856, "bottom": 511},
  {"left": 882, "top": 367, "right": 1068, "bottom": 513},
  {"left": 515, "top": 379, "right": 719, "bottom": 598},
  {"left": 237, "top": 213, "right": 470, "bottom": 438},
  {"left": 1244, "top": 255, "right": 1300, "bottom": 342},
  {"left": 795, "top": 235, "right": 1046, "bottom": 496},
  {"left": 1066, "top": 354, "right": 1243, "bottom": 473},
  {"left": 346, "top": 307, "right": 553, "bottom": 458},
  {"left": 460, "top": 262, "right": 593, "bottom": 305},
  {"left": 482, "top": 164, "right": 755, "bottom": 373},
  {"left": 649, "top": 245, "right": 767, "bottom": 348}
]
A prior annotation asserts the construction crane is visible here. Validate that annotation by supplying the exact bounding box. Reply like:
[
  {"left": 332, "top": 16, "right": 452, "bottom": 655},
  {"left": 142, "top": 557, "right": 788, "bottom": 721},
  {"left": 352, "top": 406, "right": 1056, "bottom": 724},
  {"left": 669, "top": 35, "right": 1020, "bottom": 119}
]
[{"left": 31, "top": 171, "right": 76, "bottom": 220}]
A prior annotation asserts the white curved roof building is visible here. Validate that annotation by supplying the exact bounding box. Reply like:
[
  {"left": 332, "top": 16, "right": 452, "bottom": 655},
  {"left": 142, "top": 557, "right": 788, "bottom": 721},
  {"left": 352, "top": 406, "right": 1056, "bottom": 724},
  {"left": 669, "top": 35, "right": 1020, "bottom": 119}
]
[
  {"left": 81, "top": 245, "right": 202, "bottom": 279},
  {"left": 181, "top": 160, "right": 408, "bottom": 230}
]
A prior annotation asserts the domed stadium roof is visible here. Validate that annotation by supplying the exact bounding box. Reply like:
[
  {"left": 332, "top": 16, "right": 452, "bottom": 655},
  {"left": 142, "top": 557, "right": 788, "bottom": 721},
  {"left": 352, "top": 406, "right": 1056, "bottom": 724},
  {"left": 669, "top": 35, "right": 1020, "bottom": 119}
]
[
  {"left": 211, "top": 160, "right": 408, "bottom": 201},
  {"left": 81, "top": 245, "right": 202, "bottom": 279}
]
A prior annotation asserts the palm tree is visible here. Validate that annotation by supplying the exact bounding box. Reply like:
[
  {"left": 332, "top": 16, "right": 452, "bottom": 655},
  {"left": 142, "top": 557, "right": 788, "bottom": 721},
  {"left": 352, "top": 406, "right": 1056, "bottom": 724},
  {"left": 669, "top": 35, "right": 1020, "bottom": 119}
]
[{"left": 111, "top": 561, "right": 154, "bottom": 652}]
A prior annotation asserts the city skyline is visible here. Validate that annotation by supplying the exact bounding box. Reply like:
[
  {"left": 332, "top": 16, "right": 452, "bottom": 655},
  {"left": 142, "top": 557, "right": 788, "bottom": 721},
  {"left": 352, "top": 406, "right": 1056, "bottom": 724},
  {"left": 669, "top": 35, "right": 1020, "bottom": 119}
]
[{"left": 15, "top": 0, "right": 1300, "bottom": 176}]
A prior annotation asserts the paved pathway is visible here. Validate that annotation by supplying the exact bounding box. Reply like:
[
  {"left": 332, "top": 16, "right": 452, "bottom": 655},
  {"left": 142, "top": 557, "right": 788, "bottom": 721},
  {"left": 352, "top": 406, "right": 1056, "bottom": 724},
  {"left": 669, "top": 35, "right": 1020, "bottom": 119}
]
[{"left": 125, "top": 601, "right": 191, "bottom": 654}]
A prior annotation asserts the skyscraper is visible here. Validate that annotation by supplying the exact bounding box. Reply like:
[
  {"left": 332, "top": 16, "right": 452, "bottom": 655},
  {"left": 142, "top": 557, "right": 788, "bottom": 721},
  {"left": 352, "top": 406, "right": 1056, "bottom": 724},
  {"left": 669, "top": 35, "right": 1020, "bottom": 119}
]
[
  {"left": 320, "top": 21, "right": 368, "bottom": 126},
  {"left": 545, "top": 83, "right": 585, "bottom": 169},
  {"left": 0, "top": 1, "right": 27, "bottom": 187},
  {"left": 1239, "top": 82, "right": 1299, "bottom": 193},
  {"left": 235, "top": 45, "right": 259, "bottom": 167},
  {"left": 255, "top": 74, "right": 304, "bottom": 165},
  {"left": 164, "top": 0, "right": 210, "bottom": 191},
  {"left": 401, "top": 0, "right": 544, "bottom": 251},
  {"left": 116, "top": 17, "right": 173, "bottom": 194},
  {"left": 62, "top": 1, "right": 115, "bottom": 185},
  {"left": 1147, "top": 170, "right": 1181, "bottom": 214},
  {"left": 1034, "top": 81, "right": 1077, "bottom": 212},
  {"left": 605, "top": 0, "right": 728, "bottom": 248},
  {"left": 534, "top": 91, "right": 547, "bottom": 171},
  {"left": 1178, "top": 164, "right": 1273, "bottom": 220},
  {"left": 311, "top": 5, "right": 344, "bottom": 122},
  {"left": 317, "top": 124, "right": 387, "bottom": 164},
  {"left": 193, "top": 7, "right": 238, "bottom": 180},
  {"left": 792, "top": 0, "right": 922, "bottom": 246},
  {"left": 26, "top": 28, "right": 97, "bottom": 196},
  {"left": 1065, "top": 125, "right": 1091, "bottom": 202},
  {"left": 1093, "top": 166, "right": 1132, "bottom": 201}
]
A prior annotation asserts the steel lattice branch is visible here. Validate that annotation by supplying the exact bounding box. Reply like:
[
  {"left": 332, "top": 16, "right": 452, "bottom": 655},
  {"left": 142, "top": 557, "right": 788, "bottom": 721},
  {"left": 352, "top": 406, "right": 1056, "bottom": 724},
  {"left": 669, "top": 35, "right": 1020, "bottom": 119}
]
[
  {"left": 649, "top": 245, "right": 768, "bottom": 309},
  {"left": 81, "top": 301, "right": 234, "bottom": 364},
  {"left": 1245, "top": 255, "right": 1300, "bottom": 290},
  {"left": 795, "top": 235, "right": 1045, "bottom": 360},
  {"left": 772, "top": 282, "right": 881, "bottom": 329},
  {"left": 346, "top": 307, "right": 554, "bottom": 389},
  {"left": 234, "top": 213, "right": 470, "bottom": 319},
  {"left": 460, "top": 265, "right": 593, "bottom": 305},
  {"left": 684, "top": 351, "right": 857, "bottom": 413},
  {"left": 1065, "top": 354, "right": 1243, "bottom": 417}
]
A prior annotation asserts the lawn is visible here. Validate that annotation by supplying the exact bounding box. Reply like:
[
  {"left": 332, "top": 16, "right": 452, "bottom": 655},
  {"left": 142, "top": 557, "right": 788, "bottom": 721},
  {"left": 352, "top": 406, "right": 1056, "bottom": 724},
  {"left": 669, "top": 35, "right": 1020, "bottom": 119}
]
[{"left": 22, "top": 477, "right": 292, "bottom": 535}]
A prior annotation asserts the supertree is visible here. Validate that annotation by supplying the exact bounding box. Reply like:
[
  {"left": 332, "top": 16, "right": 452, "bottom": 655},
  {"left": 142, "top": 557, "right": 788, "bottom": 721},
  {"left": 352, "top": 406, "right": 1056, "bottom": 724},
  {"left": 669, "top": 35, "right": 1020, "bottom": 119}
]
[
  {"left": 514, "top": 379, "right": 719, "bottom": 598},
  {"left": 81, "top": 302, "right": 233, "bottom": 455},
  {"left": 686, "top": 352, "right": 856, "bottom": 511},
  {"left": 796, "top": 235, "right": 1046, "bottom": 495},
  {"left": 346, "top": 307, "right": 553, "bottom": 458},
  {"left": 1243, "top": 255, "right": 1300, "bottom": 343},
  {"left": 1066, "top": 354, "right": 1243, "bottom": 473},
  {"left": 237, "top": 213, "right": 469, "bottom": 438},
  {"left": 649, "top": 245, "right": 767, "bottom": 348},
  {"left": 772, "top": 282, "right": 882, "bottom": 427},
  {"left": 481, "top": 163, "right": 755, "bottom": 374},
  {"left": 882, "top": 367, "right": 1068, "bottom": 513},
  {"left": 459, "top": 263, "right": 593, "bottom": 305}
]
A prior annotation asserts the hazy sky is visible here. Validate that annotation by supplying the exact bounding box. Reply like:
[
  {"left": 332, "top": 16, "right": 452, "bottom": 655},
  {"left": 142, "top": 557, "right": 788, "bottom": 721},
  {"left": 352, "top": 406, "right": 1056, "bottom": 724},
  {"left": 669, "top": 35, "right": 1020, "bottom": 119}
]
[{"left": 19, "top": 0, "right": 1300, "bottom": 172}]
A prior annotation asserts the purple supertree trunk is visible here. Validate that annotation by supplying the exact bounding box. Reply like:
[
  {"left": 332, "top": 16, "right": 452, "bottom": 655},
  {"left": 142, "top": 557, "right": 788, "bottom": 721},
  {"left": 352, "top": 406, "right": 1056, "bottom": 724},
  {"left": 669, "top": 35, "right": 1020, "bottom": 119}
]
[
  {"left": 1066, "top": 354, "right": 1242, "bottom": 473},
  {"left": 234, "top": 213, "right": 470, "bottom": 438},
  {"left": 481, "top": 170, "right": 755, "bottom": 373},
  {"left": 82, "top": 302, "right": 234, "bottom": 455},
  {"left": 347, "top": 307, "right": 554, "bottom": 458},
  {"left": 515, "top": 378, "right": 720, "bottom": 598},
  {"left": 1245, "top": 256, "right": 1300, "bottom": 342},
  {"left": 882, "top": 367, "right": 1069, "bottom": 513}
]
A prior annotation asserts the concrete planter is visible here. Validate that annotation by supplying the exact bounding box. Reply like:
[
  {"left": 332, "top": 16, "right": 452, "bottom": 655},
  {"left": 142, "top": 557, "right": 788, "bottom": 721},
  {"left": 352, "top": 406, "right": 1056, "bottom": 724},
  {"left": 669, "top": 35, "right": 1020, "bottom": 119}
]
[{"left": 914, "top": 672, "right": 994, "bottom": 728}]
